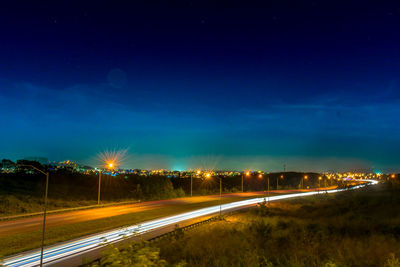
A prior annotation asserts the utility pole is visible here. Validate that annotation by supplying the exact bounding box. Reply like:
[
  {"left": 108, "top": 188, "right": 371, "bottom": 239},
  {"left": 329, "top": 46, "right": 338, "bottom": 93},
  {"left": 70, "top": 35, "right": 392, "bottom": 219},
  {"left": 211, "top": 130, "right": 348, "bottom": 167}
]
[{"left": 98, "top": 171, "right": 102, "bottom": 205}]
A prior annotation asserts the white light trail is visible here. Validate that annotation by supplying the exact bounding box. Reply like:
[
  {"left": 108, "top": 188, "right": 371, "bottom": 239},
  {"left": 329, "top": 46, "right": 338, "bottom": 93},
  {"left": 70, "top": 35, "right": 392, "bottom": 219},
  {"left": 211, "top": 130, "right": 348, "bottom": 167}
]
[{"left": 3, "top": 180, "right": 377, "bottom": 267}]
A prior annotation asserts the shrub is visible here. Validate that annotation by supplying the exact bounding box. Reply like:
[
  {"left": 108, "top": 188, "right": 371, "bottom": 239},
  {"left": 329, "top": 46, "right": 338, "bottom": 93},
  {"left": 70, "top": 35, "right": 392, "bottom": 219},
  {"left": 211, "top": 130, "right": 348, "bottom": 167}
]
[
  {"left": 385, "top": 253, "right": 400, "bottom": 267},
  {"left": 93, "top": 242, "right": 168, "bottom": 267}
]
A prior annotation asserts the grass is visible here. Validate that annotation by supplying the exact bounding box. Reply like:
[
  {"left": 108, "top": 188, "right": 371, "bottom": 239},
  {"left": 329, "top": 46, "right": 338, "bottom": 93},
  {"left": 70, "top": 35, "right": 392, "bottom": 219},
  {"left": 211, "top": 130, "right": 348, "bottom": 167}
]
[
  {"left": 0, "top": 195, "right": 254, "bottom": 257},
  {"left": 147, "top": 183, "right": 400, "bottom": 267},
  {"left": 0, "top": 194, "right": 134, "bottom": 217}
]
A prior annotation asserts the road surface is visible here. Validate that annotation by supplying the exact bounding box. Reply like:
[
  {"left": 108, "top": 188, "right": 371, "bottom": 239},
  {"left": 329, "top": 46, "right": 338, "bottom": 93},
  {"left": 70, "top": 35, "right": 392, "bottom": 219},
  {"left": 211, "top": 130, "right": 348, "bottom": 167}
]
[{"left": 0, "top": 189, "right": 324, "bottom": 237}]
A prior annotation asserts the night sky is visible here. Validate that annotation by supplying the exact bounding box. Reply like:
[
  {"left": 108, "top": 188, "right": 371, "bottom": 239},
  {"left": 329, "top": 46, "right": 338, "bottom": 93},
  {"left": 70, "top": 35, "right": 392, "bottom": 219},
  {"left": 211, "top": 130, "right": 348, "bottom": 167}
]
[{"left": 1, "top": 1, "right": 400, "bottom": 172}]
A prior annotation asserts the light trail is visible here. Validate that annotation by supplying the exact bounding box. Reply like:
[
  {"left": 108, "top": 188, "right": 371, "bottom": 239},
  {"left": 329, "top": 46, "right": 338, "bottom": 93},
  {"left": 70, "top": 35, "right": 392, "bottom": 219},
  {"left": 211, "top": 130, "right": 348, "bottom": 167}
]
[{"left": 3, "top": 180, "right": 377, "bottom": 267}]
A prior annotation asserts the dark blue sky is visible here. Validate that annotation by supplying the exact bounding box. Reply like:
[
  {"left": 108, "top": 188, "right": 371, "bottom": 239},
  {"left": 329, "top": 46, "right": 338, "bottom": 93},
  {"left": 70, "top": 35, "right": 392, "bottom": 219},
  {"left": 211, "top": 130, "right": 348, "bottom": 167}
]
[{"left": 1, "top": 1, "right": 400, "bottom": 171}]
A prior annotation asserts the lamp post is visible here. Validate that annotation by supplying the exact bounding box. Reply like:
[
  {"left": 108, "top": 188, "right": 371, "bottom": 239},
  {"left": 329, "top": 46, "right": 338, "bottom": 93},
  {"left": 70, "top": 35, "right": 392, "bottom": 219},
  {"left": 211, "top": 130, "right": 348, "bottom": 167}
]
[
  {"left": 259, "top": 173, "right": 269, "bottom": 204},
  {"left": 318, "top": 176, "right": 322, "bottom": 193},
  {"left": 98, "top": 162, "right": 114, "bottom": 205},
  {"left": 219, "top": 176, "right": 222, "bottom": 217},
  {"left": 258, "top": 174, "right": 265, "bottom": 200},
  {"left": 302, "top": 175, "right": 308, "bottom": 189},
  {"left": 242, "top": 171, "right": 250, "bottom": 192},
  {"left": 205, "top": 173, "right": 222, "bottom": 217},
  {"left": 191, "top": 170, "right": 201, "bottom": 197},
  {"left": 98, "top": 170, "right": 102, "bottom": 205},
  {"left": 190, "top": 172, "right": 193, "bottom": 197},
  {"left": 18, "top": 164, "right": 49, "bottom": 267},
  {"left": 267, "top": 175, "right": 270, "bottom": 204}
]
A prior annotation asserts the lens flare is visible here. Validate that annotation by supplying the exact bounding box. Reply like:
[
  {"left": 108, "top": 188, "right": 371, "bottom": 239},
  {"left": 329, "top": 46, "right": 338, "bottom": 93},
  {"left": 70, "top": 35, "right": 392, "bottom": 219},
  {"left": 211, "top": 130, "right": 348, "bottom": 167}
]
[{"left": 98, "top": 149, "right": 127, "bottom": 169}]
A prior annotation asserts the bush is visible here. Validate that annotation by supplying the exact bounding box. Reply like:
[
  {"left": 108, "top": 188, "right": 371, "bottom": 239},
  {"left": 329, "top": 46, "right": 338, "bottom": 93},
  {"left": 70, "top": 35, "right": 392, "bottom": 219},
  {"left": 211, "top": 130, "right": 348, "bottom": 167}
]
[
  {"left": 385, "top": 253, "right": 400, "bottom": 267},
  {"left": 93, "top": 242, "right": 168, "bottom": 267}
]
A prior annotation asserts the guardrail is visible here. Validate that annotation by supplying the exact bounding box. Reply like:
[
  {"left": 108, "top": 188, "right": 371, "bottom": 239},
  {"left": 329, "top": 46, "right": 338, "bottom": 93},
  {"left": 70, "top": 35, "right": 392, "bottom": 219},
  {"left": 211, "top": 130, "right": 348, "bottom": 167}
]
[
  {"left": 148, "top": 215, "right": 220, "bottom": 243},
  {"left": 83, "top": 215, "right": 221, "bottom": 266}
]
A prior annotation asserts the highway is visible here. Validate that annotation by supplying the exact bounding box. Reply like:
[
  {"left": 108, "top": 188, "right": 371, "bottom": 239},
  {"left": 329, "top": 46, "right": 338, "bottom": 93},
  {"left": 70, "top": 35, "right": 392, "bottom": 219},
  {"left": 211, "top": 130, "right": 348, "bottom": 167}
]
[
  {"left": 3, "top": 180, "right": 377, "bottom": 267},
  {"left": 0, "top": 190, "right": 319, "bottom": 237}
]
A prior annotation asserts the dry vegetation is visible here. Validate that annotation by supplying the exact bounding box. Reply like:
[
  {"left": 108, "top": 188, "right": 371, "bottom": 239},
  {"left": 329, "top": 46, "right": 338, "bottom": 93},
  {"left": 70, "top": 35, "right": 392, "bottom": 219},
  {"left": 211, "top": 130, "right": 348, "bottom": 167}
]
[{"left": 94, "top": 182, "right": 400, "bottom": 266}]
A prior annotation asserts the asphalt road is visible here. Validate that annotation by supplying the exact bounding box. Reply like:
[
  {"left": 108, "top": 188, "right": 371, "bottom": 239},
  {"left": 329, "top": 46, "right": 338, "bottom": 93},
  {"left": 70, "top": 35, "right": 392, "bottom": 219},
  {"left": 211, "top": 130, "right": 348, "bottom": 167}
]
[
  {"left": 0, "top": 192, "right": 260, "bottom": 237},
  {"left": 0, "top": 189, "right": 326, "bottom": 237}
]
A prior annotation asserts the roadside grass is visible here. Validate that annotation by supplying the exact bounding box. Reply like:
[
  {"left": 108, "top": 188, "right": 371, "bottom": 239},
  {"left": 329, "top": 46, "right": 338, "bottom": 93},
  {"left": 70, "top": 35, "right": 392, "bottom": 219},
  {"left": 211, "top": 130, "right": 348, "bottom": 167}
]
[
  {"left": 0, "top": 194, "right": 134, "bottom": 217},
  {"left": 0, "top": 196, "right": 253, "bottom": 257},
  {"left": 152, "top": 183, "right": 400, "bottom": 267}
]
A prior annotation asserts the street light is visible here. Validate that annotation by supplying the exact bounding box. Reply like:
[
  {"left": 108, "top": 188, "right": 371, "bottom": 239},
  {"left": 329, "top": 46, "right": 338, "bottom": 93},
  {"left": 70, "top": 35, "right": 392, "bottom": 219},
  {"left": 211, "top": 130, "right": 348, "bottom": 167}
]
[
  {"left": 278, "top": 174, "right": 284, "bottom": 190},
  {"left": 302, "top": 175, "right": 308, "bottom": 189},
  {"left": 205, "top": 173, "right": 222, "bottom": 217},
  {"left": 258, "top": 173, "right": 269, "bottom": 204},
  {"left": 190, "top": 170, "right": 201, "bottom": 197},
  {"left": 17, "top": 164, "right": 49, "bottom": 267},
  {"left": 242, "top": 171, "right": 250, "bottom": 192},
  {"left": 98, "top": 170, "right": 102, "bottom": 205},
  {"left": 98, "top": 161, "right": 115, "bottom": 205},
  {"left": 318, "top": 176, "right": 322, "bottom": 193}
]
